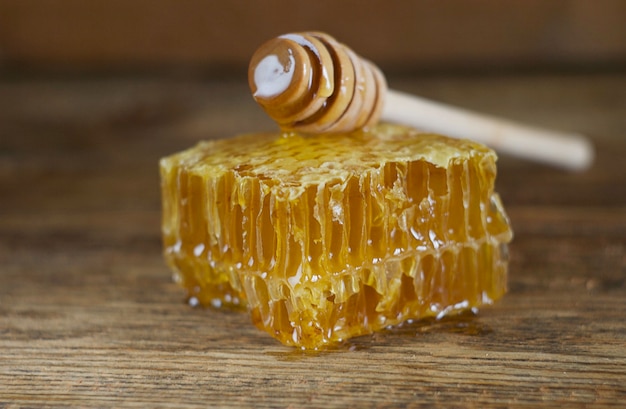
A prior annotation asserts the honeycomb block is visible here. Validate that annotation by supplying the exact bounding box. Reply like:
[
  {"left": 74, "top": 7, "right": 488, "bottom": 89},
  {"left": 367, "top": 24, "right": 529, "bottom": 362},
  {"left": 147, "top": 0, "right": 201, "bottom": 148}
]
[{"left": 160, "top": 124, "right": 513, "bottom": 349}]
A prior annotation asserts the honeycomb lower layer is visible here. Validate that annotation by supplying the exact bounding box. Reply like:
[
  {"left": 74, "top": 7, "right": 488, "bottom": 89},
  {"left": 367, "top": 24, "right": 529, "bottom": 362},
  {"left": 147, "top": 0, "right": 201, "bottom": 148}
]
[{"left": 160, "top": 124, "right": 513, "bottom": 349}]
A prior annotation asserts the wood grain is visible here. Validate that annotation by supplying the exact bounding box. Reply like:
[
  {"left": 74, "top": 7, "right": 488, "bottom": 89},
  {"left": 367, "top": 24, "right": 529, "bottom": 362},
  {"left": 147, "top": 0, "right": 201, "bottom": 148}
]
[
  {"left": 1, "top": 0, "right": 625, "bottom": 72},
  {"left": 1, "top": 73, "right": 625, "bottom": 407}
]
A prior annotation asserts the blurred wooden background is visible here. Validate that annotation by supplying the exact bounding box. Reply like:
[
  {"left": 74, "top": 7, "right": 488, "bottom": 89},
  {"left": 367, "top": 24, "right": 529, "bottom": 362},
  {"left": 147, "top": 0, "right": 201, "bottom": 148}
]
[
  {"left": 2, "top": 1, "right": 626, "bottom": 407},
  {"left": 1, "top": 0, "right": 625, "bottom": 75}
]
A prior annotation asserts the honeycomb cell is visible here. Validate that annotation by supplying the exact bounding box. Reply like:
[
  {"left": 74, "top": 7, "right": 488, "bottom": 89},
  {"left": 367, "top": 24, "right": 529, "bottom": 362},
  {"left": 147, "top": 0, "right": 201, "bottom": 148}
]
[{"left": 160, "top": 124, "right": 513, "bottom": 349}]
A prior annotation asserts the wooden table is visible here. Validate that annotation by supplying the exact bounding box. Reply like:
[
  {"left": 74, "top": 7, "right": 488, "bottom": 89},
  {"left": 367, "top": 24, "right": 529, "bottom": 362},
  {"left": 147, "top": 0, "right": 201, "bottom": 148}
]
[{"left": 1, "top": 73, "right": 625, "bottom": 407}]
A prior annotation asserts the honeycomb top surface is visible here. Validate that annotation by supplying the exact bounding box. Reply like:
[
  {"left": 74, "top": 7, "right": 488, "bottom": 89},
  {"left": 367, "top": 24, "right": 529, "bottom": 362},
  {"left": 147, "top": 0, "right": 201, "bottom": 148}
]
[{"left": 162, "top": 124, "right": 495, "bottom": 195}]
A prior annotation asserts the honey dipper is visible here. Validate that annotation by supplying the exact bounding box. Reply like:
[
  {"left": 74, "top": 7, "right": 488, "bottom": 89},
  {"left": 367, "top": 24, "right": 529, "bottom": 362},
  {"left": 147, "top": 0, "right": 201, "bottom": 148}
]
[{"left": 249, "top": 32, "right": 594, "bottom": 171}]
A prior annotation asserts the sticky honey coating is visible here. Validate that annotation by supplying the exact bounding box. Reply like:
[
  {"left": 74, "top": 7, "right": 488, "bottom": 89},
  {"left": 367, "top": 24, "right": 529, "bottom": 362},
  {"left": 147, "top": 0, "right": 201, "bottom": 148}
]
[
  {"left": 248, "top": 32, "right": 386, "bottom": 134},
  {"left": 160, "top": 124, "right": 513, "bottom": 349}
]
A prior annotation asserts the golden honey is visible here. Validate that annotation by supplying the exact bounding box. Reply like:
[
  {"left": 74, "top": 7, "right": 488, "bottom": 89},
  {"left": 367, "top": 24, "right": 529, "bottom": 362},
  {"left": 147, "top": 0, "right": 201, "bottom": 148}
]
[
  {"left": 160, "top": 124, "right": 512, "bottom": 349},
  {"left": 248, "top": 32, "right": 386, "bottom": 134}
]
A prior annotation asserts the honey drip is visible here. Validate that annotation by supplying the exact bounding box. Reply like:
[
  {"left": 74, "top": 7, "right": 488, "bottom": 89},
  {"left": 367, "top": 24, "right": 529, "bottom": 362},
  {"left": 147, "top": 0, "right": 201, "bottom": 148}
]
[
  {"left": 248, "top": 32, "right": 386, "bottom": 134},
  {"left": 160, "top": 125, "right": 513, "bottom": 349}
]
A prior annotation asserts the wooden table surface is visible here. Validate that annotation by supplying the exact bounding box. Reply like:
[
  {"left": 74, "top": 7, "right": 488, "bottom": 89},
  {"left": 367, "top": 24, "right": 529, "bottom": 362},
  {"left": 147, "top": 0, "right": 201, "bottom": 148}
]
[{"left": 1, "top": 72, "right": 625, "bottom": 408}]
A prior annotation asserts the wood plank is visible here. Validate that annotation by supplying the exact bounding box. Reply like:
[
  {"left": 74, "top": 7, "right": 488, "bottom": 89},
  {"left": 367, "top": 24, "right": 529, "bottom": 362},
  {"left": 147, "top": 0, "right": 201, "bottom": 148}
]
[
  {"left": 0, "top": 73, "right": 625, "bottom": 407},
  {"left": 0, "top": 0, "right": 625, "bottom": 72}
]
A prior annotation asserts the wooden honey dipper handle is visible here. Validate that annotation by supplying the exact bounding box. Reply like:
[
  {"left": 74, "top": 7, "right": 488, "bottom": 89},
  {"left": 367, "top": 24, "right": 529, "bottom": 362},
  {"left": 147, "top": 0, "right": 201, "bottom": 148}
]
[
  {"left": 249, "top": 32, "right": 594, "bottom": 171},
  {"left": 383, "top": 90, "right": 593, "bottom": 170}
]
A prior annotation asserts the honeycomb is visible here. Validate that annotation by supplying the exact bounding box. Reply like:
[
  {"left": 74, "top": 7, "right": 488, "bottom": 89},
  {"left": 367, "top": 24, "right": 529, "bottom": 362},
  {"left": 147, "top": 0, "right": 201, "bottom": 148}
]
[{"left": 160, "top": 124, "right": 513, "bottom": 349}]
